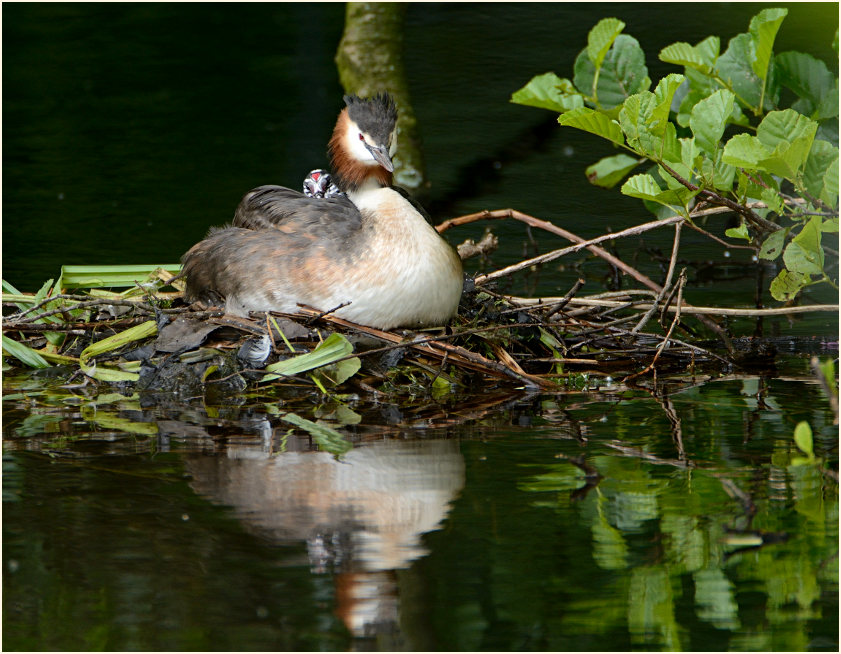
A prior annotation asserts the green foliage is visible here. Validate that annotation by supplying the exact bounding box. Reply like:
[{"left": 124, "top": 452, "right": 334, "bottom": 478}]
[
  {"left": 792, "top": 420, "right": 816, "bottom": 465},
  {"left": 79, "top": 320, "right": 158, "bottom": 382},
  {"left": 263, "top": 332, "right": 360, "bottom": 386},
  {"left": 2, "top": 335, "right": 51, "bottom": 369},
  {"left": 280, "top": 412, "right": 353, "bottom": 457},
  {"left": 512, "top": 9, "right": 839, "bottom": 304},
  {"left": 58, "top": 264, "right": 182, "bottom": 290}
]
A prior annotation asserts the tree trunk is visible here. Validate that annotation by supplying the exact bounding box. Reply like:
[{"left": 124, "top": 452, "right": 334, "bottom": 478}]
[{"left": 335, "top": 3, "right": 426, "bottom": 192}]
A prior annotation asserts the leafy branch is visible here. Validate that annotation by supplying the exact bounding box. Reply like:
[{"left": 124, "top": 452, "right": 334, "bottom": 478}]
[{"left": 512, "top": 7, "right": 838, "bottom": 303}]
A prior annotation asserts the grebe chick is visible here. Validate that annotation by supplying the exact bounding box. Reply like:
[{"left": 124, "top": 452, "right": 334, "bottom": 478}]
[
  {"left": 181, "top": 93, "right": 463, "bottom": 331},
  {"left": 303, "top": 169, "right": 344, "bottom": 199}
]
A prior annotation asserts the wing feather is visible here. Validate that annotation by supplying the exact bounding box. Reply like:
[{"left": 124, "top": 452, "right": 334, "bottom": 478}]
[{"left": 232, "top": 185, "right": 362, "bottom": 232}]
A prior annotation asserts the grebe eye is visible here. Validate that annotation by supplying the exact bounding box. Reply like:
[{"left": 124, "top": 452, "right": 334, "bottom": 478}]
[{"left": 358, "top": 133, "right": 365, "bottom": 141}]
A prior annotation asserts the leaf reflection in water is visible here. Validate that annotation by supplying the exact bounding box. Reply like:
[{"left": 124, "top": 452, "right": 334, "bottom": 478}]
[{"left": 185, "top": 438, "right": 464, "bottom": 638}]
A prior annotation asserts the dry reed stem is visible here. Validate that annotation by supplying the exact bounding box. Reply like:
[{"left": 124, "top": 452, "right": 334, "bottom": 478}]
[{"left": 506, "top": 296, "right": 840, "bottom": 317}]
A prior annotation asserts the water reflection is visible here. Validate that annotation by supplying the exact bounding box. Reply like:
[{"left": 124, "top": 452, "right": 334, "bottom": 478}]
[{"left": 185, "top": 432, "right": 464, "bottom": 638}]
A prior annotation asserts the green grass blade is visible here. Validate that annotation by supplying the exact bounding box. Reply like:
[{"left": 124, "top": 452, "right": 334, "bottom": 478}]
[
  {"left": 2, "top": 335, "right": 51, "bottom": 368},
  {"left": 60, "top": 264, "right": 181, "bottom": 289}
]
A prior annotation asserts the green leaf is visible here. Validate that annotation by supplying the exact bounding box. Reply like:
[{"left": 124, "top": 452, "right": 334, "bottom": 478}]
[
  {"left": 281, "top": 412, "right": 352, "bottom": 457},
  {"left": 82, "top": 407, "right": 159, "bottom": 435},
  {"left": 538, "top": 327, "right": 564, "bottom": 351},
  {"left": 587, "top": 18, "right": 625, "bottom": 68},
  {"left": 679, "top": 137, "right": 700, "bottom": 170},
  {"left": 757, "top": 108, "right": 818, "bottom": 153},
  {"left": 263, "top": 332, "right": 357, "bottom": 382},
  {"left": 312, "top": 356, "right": 362, "bottom": 388},
  {"left": 725, "top": 223, "right": 751, "bottom": 240},
  {"left": 315, "top": 403, "right": 363, "bottom": 427},
  {"left": 711, "top": 149, "right": 737, "bottom": 192},
  {"left": 79, "top": 320, "right": 158, "bottom": 382},
  {"left": 723, "top": 110, "right": 819, "bottom": 180},
  {"left": 803, "top": 140, "right": 839, "bottom": 204},
  {"left": 621, "top": 173, "right": 696, "bottom": 211},
  {"left": 783, "top": 216, "right": 824, "bottom": 276},
  {"left": 793, "top": 421, "right": 815, "bottom": 459},
  {"left": 815, "top": 79, "right": 840, "bottom": 122},
  {"left": 821, "top": 156, "right": 839, "bottom": 208},
  {"left": 659, "top": 42, "right": 707, "bottom": 71},
  {"left": 511, "top": 73, "right": 584, "bottom": 113},
  {"left": 759, "top": 188, "right": 783, "bottom": 216},
  {"left": 722, "top": 133, "right": 769, "bottom": 168},
  {"left": 2, "top": 335, "right": 51, "bottom": 368},
  {"left": 818, "top": 358, "right": 837, "bottom": 395},
  {"left": 716, "top": 33, "right": 763, "bottom": 112},
  {"left": 769, "top": 268, "right": 809, "bottom": 301},
  {"left": 618, "top": 93, "right": 645, "bottom": 148},
  {"left": 620, "top": 91, "right": 681, "bottom": 157},
  {"left": 201, "top": 365, "right": 219, "bottom": 382},
  {"left": 690, "top": 89, "right": 736, "bottom": 155},
  {"left": 585, "top": 154, "right": 641, "bottom": 188},
  {"left": 758, "top": 226, "right": 790, "bottom": 260},
  {"left": 558, "top": 107, "right": 624, "bottom": 145},
  {"left": 776, "top": 51, "right": 838, "bottom": 120},
  {"left": 621, "top": 173, "right": 663, "bottom": 200},
  {"left": 574, "top": 34, "right": 649, "bottom": 109},
  {"left": 695, "top": 36, "right": 721, "bottom": 68},
  {"left": 652, "top": 73, "right": 685, "bottom": 130},
  {"left": 659, "top": 36, "right": 720, "bottom": 74},
  {"left": 749, "top": 8, "right": 787, "bottom": 81}
]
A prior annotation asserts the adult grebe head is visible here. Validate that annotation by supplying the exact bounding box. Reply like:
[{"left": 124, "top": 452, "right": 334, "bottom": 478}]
[{"left": 328, "top": 93, "right": 398, "bottom": 192}]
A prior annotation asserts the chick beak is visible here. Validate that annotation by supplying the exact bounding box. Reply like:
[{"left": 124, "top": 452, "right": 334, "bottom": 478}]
[{"left": 366, "top": 143, "right": 394, "bottom": 172}]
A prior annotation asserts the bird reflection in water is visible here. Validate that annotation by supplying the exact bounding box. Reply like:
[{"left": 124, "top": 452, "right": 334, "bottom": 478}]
[{"left": 184, "top": 428, "right": 464, "bottom": 640}]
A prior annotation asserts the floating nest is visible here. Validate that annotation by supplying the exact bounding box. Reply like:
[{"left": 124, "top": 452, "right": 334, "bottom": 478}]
[{"left": 3, "top": 208, "right": 836, "bottom": 402}]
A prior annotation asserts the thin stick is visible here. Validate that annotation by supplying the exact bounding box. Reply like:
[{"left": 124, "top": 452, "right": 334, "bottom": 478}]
[
  {"left": 5, "top": 293, "right": 92, "bottom": 320},
  {"left": 683, "top": 220, "right": 755, "bottom": 250},
  {"left": 301, "top": 301, "right": 351, "bottom": 324},
  {"left": 10, "top": 298, "right": 154, "bottom": 324},
  {"left": 659, "top": 161, "right": 780, "bottom": 233},
  {"left": 624, "top": 270, "right": 687, "bottom": 382},
  {"left": 633, "top": 222, "right": 682, "bottom": 334},
  {"left": 547, "top": 278, "right": 587, "bottom": 318},
  {"left": 437, "top": 208, "right": 666, "bottom": 294},
  {"left": 505, "top": 296, "right": 840, "bottom": 317},
  {"left": 471, "top": 213, "right": 684, "bottom": 286}
]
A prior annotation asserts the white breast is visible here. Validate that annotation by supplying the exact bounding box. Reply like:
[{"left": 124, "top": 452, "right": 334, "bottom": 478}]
[{"left": 324, "top": 187, "right": 463, "bottom": 330}]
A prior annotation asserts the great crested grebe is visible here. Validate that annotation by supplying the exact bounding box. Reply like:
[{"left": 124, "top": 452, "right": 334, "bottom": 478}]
[{"left": 181, "top": 93, "right": 463, "bottom": 331}]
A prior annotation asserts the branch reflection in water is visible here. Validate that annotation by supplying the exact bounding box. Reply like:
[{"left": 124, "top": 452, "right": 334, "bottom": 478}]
[{"left": 185, "top": 431, "right": 464, "bottom": 638}]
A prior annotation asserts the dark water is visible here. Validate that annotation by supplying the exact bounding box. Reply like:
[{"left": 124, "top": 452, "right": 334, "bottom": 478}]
[
  {"left": 2, "top": 3, "right": 839, "bottom": 651},
  {"left": 3, "top": 367, "right": 839, "bottom": 650}
]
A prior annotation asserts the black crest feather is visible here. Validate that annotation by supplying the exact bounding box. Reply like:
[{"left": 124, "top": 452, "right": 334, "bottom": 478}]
[{"left": 343, "top": 92, "right": 397, "bottom": 143}]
